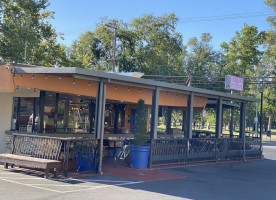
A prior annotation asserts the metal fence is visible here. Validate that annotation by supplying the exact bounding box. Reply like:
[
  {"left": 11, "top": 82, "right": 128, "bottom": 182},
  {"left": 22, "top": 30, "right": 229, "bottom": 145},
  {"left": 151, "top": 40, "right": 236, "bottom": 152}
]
[
  {"left": 62, "top": 138, "right": 99, "bottom": 176},
  {"left": 150, "top": 137, "right": 262, "bottom": 167}
]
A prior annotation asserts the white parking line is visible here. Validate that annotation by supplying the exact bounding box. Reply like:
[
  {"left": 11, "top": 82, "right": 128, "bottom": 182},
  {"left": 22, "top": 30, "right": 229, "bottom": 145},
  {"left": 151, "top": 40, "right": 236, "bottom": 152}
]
[
  {"left": 0, "top": 178, "right": 63, "bottom": 193},
  {"left": 0, "top": 177, "right": 42, "bottom": 180},
  {"left": 62, "top": 181, "right": 144, "bottom": 194},
  {"left": 56, "top": 178, "right": 133, "bottom": 183},
  {"left": 0, "top": 172, "right": 28, "bottom": 175},
  {"left": 0, "top": 169, "right": 144, "bottom": 194}
]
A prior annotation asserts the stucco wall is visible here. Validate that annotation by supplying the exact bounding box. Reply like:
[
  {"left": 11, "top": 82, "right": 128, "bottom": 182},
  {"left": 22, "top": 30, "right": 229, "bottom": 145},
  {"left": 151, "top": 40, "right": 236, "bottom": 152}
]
[{"left": 0, "top": 93, "right": 13, "bottom": 153}]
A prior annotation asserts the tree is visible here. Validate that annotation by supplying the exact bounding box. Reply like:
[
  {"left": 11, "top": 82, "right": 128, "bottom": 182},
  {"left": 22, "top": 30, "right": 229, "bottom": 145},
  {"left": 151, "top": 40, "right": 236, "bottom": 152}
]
[
  {"left": 264, "top": 0, "right": 276, "bottom": 73},
  {"left": 221, "top": 24, "right": 266, "bottom": 77},
  {"left": 185, "top": 33, "right": 224, "bottom": 90},
  {"left": 69, "top": 14, "right": 185, "bottom": 75},
  {"left": 0, "top": 0, "right": 66, "bottom": 66},
  {"left": 130, "top": 14, "right": 185, "bottom": 75},
  {"left": 68, "top": 18, "right": 137, "bottom": 71}
]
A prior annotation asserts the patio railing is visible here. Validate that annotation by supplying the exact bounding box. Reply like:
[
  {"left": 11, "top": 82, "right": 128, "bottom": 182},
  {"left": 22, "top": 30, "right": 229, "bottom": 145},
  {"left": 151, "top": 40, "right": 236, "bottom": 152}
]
[{"left": 150, "top": 137, "right": 262, "bottom": 167}]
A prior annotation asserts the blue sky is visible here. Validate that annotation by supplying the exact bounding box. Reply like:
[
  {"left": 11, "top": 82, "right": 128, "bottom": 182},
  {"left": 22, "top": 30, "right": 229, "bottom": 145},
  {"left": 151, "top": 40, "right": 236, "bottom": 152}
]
[{"left": 48, "top": 0, "right": 274, "bottom": 49}]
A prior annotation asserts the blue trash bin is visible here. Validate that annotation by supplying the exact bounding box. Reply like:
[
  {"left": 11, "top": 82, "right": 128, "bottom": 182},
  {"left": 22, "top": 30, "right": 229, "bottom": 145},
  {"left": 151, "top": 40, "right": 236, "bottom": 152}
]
[{"left": 130, "top": 145, "right": 150, "bottom": 169}]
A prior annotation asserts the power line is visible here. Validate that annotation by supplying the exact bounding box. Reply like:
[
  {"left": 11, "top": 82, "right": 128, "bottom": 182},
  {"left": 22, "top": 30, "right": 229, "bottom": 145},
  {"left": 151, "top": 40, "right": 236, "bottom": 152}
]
[
  {"left": 59, "top": 11, "right": 275, "bottom": 37},
  {"left": 179, "top": 11, "right": 275, "bottom": 23}
]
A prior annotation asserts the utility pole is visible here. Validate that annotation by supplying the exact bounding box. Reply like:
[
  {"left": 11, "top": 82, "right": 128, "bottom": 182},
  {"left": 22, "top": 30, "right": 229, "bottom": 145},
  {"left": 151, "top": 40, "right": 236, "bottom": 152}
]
[
  {"left": 24, "top": 40, "right": 28, "bottom": 64},
  {"left": 106, "top": 24, "right": 118, "bottom": 72}
]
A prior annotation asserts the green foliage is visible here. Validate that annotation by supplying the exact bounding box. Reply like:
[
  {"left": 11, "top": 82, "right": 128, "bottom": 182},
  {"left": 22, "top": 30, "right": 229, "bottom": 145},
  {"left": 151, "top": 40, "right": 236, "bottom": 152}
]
[
  {"left": 130, "top": 14, "right": 185, "bottom": 76},
  {"left": 221, "top": 24, "right": 266, "bottom": 77},
  {"left": 264, "top": 1, "right": 276, "bottom": 74},
  {"left": 133, "top": 99, "right": 148, "bottom": 146},
  {"left": 68, "top": 14, "right": 184, "bottom": 75},
  {"left": 0, "top": 0, "right": 67, "bottom": 66},
  {"left": 185, "top": 33, "right": 224, "bottom": 90}
]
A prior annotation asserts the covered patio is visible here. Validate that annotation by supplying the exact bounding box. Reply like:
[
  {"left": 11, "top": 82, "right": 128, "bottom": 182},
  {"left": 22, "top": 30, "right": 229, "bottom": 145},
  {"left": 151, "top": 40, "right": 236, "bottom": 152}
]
[{"left": 0, "top": 63, "right": 261, "bottom": 174}]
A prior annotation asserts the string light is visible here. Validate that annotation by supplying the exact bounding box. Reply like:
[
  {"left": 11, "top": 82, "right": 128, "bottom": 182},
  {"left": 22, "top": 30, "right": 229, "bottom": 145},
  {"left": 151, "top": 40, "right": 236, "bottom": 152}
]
[
  {"left": 16, "top": 87, "right": 18, "bottom": 92},
  {"left": 114, "top": 85, "right": 118, "bottom": 90},
  {"left": 88, "top": 81, "right": 91, "bottom": 86},
  {"left": 20, "top": 74, "right": 22, "bottom": 78},
  {"left": 45, "top": 75, "right": 48, "bottom": 79},
  {"left": 13, "top": 74, "right": 15, "bottom": 79},
  {"left": 58, "top": 75, "right": 61, "bottom": 80},
  {"left": 127, "top": 87, "right": 130, "bottom": 91},
  {"left": 139, "top": 89, "right": 141, "bottom": 93},
  {"left": 32, "top": 74, "right": 34, "bottom": 79},
  {"left": 73, "top": 79, "right": 76, "bottom": 85}
]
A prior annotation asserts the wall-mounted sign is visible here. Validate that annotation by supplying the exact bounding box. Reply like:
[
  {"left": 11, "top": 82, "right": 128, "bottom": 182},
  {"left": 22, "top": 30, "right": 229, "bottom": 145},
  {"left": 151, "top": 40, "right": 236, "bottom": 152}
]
[{"left": 225, "top": 75, "right": 244, "bottom": 92}]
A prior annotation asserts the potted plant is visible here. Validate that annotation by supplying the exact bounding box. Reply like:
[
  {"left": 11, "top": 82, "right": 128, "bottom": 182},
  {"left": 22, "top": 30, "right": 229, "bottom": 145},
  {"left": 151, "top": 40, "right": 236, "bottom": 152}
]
[{"left": 130, "top": 99, "right": 150, "bottom": 169}]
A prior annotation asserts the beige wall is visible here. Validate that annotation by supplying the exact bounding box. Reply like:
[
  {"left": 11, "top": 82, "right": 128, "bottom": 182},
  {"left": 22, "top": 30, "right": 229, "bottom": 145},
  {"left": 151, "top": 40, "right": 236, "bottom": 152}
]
[
  {"left": 0, "top": 93, "right": 13, "bottom": 153},
  {"left": 0, "top": 89, "right": 40, "bottom": 153}
]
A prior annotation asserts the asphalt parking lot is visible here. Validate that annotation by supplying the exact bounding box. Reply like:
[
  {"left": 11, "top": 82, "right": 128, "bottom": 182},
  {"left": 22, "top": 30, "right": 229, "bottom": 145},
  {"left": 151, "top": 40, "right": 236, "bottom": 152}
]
[{"left": 0, "top": 142, "right": 276, "bottom": 200}]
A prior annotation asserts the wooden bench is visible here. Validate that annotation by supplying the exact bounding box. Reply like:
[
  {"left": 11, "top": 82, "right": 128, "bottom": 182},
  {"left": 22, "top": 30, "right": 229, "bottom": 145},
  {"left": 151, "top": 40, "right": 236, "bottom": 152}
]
[{"left": 0, "top": 134, "right": 62, "bottom": 179}]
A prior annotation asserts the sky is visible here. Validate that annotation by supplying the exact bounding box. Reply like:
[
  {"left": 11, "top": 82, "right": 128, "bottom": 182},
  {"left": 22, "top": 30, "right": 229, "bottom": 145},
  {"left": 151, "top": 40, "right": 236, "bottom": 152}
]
[{"left": 48, "top": 0, "right": 274, "bottom": 50}]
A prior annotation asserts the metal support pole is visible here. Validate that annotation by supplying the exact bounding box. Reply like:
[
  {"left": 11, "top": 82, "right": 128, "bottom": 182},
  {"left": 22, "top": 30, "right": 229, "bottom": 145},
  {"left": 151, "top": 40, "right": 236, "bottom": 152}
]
[
  {"left": 255, "top": 84, "right": 259, "bottom": 136},
  {"left": 239, "top": 101, "right": 246, "bottom": 139},
  {"left": 54, "top": 93, "right": 59, "bottom": 133},
  {"left": 38, "top": 91, "right": 45, "bottom": 133},
  {"left": 239, "top": 101, "right": 246, "bottom": 161},
  {"left": 230, "top": 108, "right": 234, "bottom": 138},
  {"left": 95, "top": 79, "right": 107, "bottom": 174},
  {"left": 32, "top": 98, "right": 36, "bottom": 133},
  {"left": 216, "top": 97, "right": 223, "bottom": 138},
  {"left": 260, "top": 91, "right": 263, "bottom": 155},
  {"left": 113, "top": 104, "right": 119, "bottom": 134},
  {"left": 166, "top": 107, "right": 172, "bottom": 134},
  {"left": 182, "top": 110, "right": 187, "bottom": 138},
  {"left": 150, "top": 87, "right": 160, "bottom": 139},
  {"left": 260, "top": 91, "right": 263, "bottom": 139},
  {"left": 187, "top": 93, "right": 194, "bottom": 139}
]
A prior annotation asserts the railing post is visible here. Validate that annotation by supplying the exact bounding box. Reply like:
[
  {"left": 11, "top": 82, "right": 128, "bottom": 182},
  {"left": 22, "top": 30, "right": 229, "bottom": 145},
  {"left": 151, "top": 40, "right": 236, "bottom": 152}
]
[
  {"left": 149, "top": 139, "right": 153, "bottom": 168},
  {"left": 215, "top": 139, "right": 218, "bottom": 162},
  {"left": 64, "top": 140, "right": 69, "bottom": 177},
  {"left": 243, "top": 137, "right": 246, "bottom": 162},
  {"left": 185, "top": 139, "right": 189, "bottom": 166}
]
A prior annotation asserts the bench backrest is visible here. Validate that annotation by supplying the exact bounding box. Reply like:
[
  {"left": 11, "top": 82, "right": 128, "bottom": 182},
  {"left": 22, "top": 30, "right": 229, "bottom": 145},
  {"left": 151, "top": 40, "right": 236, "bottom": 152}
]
[{"left": 12, "top": 134, "right": 62, "bottom": 161}]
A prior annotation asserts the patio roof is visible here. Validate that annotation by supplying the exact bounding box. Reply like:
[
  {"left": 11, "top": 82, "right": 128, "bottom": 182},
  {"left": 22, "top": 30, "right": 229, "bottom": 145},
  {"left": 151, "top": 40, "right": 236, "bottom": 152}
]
[{"left": 4, "top": 62, "right": 259, "bottom": 103}]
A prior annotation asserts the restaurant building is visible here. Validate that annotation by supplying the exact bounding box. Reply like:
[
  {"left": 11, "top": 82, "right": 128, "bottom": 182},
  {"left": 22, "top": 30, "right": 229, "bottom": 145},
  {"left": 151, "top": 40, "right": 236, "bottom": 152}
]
[{"left": 0, "top": 63, "right": 261, "bottom": 172}]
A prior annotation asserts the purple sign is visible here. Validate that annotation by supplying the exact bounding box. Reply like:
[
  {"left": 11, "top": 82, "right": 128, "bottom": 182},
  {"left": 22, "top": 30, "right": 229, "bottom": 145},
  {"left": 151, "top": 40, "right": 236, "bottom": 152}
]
[{"left": 225, "top": 75, "right": 244, "bottom": 92}]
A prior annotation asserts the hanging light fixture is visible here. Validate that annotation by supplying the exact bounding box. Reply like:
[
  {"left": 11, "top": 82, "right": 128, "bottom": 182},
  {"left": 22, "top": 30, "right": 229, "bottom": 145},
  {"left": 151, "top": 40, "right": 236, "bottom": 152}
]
[
  {"left": 73, "top": 79, "right": 76, "bottom": 85},
  {"left": 45, "top": 75, "right": 48, "bottom": 79}
]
